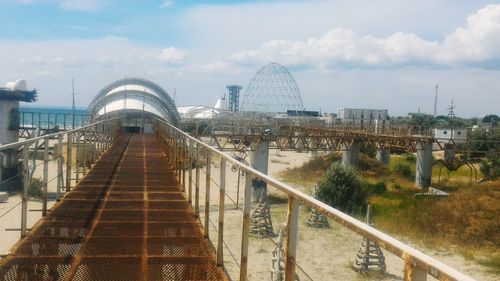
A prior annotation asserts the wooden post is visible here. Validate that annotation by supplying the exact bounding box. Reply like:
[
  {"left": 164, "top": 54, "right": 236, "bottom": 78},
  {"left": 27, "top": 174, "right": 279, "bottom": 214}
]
[
  {"left": 239, "top": 169, "right": 253, "bottom": 281},
  {"left": 204, "top": 151, "right": 211, "bottom": 238},
  {"left": 66, "top": 132, "right": 72, "bottom": 192},
  {"left": 20, "top": 144, "right": 29, "bottom": 238},
  {"left": 195, "top": 142, "right": 200, "bottom": 218},
  {"left": 285, "top": 196, "right": 299, "bottom": 281},
  {"left": 82, "top": 128, "right": 87, "bottom": 175},
  {"left": 404, "top": 260, "right": 427, "bottom": 281},
  {"left": 75, "top": 131, "right": 80, "bottom": 182},
  {"left": 57, "top": 134, "right": 63, "bottom": 200},
  {"left": 217, "top": 158, "right": 226, "bottom": 267},
  {"left": 42, "top": 136, "right": 49, "bottom": 217},
  {"left": 182, "top": 138, "right": 186, "bottom": 192},
  {"left": 188, "top": 140, "right": 193, "bottom": 204}
]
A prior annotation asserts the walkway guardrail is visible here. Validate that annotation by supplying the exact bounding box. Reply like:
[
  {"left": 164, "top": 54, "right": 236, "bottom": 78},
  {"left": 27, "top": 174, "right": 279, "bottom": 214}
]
[
  {"left": 156, "top": 118, "right": 474, "bottom": 281},
  {"left": 0, "top": 118, "right": 122, "bottom": 240}
]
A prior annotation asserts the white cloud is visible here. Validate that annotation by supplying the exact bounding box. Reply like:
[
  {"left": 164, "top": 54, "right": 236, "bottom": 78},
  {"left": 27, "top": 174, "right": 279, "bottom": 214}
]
[
  {"left": 193, "top": 60, "right": 244, "bottom": 76},
  {"left": 34, "top": 70, "right": 57, "bottom": 78},
  {"left": 59, "top": 0, "right": 99, "bottom": 11},
  {"left": 226, "top": 4, "right": 500, "bottom": 69},
  {"left": 438, "top": 4, "right": 500, "bottom": 63},
  {"left": 9, "top": 0, "right": 103, "bottom": 11},
  {"left": 158, "top": 47, "right": 188, "bottom": 66},
  {"left": 160, "top": 0, "right": 174, "bottom": 9}
]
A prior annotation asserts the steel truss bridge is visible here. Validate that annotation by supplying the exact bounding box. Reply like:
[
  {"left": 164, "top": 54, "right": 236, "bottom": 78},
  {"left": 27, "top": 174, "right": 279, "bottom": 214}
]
[{"left": 184, "top": 118, "right": 500, "bottom": 156}]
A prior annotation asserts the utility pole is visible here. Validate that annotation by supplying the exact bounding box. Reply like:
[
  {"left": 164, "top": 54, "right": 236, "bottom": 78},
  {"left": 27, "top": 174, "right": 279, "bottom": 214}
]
[
  {"left": 72, "top": 79, "right": 75, "bottom": 129},
  {"left": 433, "top": 84, "right": 438, "bottom": 117}
]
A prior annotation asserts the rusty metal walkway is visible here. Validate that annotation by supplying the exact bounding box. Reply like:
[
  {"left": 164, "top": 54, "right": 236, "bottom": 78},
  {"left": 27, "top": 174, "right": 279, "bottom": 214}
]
[{"left": 0, "top": 134, "right": 226, "bottom": 280}]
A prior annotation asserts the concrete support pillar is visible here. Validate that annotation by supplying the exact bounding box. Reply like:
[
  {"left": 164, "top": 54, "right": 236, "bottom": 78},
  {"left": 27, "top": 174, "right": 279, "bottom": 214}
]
[
  {"left": 376, "top": 148, "right": 390, "bottom": 166},
  {"left": 308, "top": 151, "right": 318, "bottom": 158},
  {"left": 251, "top": 141, "right": 269, "bottom": 202},
  {"left": 415, "top": 142, "right": 433, "bottom": 189},
  {"left": 0, "top": 100, "right": 19, "bottom": 190},
  {"left": 341, "top": 142, "right": 360, "bottom": 167}
]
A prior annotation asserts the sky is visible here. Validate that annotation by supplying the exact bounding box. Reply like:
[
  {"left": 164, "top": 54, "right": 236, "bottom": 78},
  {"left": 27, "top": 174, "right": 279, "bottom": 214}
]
[{"left": 0, "top": 0, "right": 499, "bottom": 117}]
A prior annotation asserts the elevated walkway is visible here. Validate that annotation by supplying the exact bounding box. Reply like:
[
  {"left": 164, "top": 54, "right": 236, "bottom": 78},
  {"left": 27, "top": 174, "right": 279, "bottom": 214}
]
[{"left": 0, "top": 134, "right": 226, "bottom": 280}]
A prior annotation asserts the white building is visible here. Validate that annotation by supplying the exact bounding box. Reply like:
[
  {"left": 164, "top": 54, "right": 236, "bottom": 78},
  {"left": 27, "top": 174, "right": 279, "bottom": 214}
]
[{"left": 338, "top": 108, "right": 388, "bottom": 124}]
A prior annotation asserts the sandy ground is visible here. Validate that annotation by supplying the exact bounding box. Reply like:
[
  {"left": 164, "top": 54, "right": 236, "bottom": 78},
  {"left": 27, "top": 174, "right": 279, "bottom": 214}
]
[
  {"left": 0, "top": 146, "right": 496, "bottom": 280},
  {"left": 0, "top": 159, "right": 60, "bottom": 255},
  {"left": 191, "top": 149, "right": 497, "bottom": 281}
]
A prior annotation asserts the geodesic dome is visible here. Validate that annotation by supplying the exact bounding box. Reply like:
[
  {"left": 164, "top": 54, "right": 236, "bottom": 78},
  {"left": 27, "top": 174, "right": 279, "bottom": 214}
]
[{"left": 240, "top": 63, "right": 304, "bottom": 113}]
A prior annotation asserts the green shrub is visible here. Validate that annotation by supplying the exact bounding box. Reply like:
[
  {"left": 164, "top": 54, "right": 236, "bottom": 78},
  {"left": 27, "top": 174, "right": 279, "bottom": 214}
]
[
  {"left": 357, "top": 153, "right": 385, "bottom": 174},
  {"left": 316, "top": 163, "right": 365, "bottom": 213},
  {"left": 392, "top": 162, "right": 413, "bottom": 180},
  {"left": 28, "top": 178, "right": 44, "bottom": 199},
  {"left": 404, "top": 154, "right": 416, "bottom": 162},
  {"left": 480, "top": 157, "right": 500, "bottom": 180},
  {"left": 370, "top": 181, "right": 387, "bottom": 194}
]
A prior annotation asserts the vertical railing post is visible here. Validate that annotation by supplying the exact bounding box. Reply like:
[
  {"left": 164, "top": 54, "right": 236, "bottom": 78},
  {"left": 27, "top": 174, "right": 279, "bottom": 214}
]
[
  {"left": 57, "top": 134, "right": 63, "bottom": 200},
  {"left": 66, "top": 131, "right": 72, "bottom": 192},
  {"left": 217, "top": 158, "right": 226, "bottom": 267},
  {"left": 404, "top": 259, "right": 427, "bottom": 281},
  {"left": 21, "top": 144, "right": 29, "bottom": 238},
  {"left": 204, "top": 151, "right": 211, "bottom": 238},
  {"left": 195, "top": 143, "right": 200, "bottom": 218},
  {"left": 75, "top": 131, "right": 80, "bottom": 182},
  {"left": 188, "top": 140, "right": 193, "bottom": 205},
  {"left": 82, "top": 127, "right": 87, "bottom": 175},
  {"left": 42, "top": 136, "right": 49, "bottom": 217},
  {"left": 91, "top": 125, "right": 97, "bottom": 166},
  {"left": 182, "top": 137, "right": 186, "bottom": 192},
  {"left": 285, "top": 196, "right": 299, "bottom": 281},
  {"left": 239, "top": 169, "right": 253, "bottom": 281}
]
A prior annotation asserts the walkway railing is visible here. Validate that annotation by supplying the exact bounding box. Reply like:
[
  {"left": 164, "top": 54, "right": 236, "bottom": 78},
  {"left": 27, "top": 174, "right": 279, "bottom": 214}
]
[
  {"left": 0, "top": 118, "right": 122, "bottom": 240},
  {"left": 156, "top": 118, "right": 474, "bottom": 281}
]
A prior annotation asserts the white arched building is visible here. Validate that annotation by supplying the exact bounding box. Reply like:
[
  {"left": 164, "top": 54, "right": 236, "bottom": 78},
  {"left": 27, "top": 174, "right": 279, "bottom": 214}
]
[{"left": 87, "top": 78, "right": 180, "bottom": 132}]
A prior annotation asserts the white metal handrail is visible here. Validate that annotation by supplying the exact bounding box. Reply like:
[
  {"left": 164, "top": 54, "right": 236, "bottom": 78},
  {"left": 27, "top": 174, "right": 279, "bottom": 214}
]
[{"left": 156, "top": 118, "right": 474, "bottom": 281}]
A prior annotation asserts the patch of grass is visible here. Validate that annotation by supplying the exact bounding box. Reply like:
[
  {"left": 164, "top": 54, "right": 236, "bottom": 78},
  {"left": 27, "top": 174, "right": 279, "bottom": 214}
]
[
  {"left": 279, "top": 152, "right": 341, "bottom": 185},
  {"left": 391, "top": 162, "right": 414, "bottom": 180},
  {"left": 278, "top": 151, "right": 499, "bottom": 269},
  {"left": 478, "top": 254, "right": 500, "bottom": 274}
]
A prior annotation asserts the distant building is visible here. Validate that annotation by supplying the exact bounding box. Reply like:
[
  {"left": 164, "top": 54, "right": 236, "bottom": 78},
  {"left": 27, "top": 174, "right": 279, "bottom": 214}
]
[
  {"left": 226, "top": 85, "right": 242, "bottom": 112},
  {"left": 433, "top": 128, "right": 468, "bottom": 142},
  {"left": 286, "top": 110, "right": 320, "bottom": 117},
  {"left": 338, "top": 108, "right": 388, "bottom": 125}
]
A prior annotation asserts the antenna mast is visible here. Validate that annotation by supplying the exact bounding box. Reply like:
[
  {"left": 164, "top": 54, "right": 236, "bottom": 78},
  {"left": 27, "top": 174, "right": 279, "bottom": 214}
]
[
  {"left": 433, "top": 84, "right": 438, "bottom": 117},
  {"left": 72, "top": 78, "right": 75, "bottom": 129}
]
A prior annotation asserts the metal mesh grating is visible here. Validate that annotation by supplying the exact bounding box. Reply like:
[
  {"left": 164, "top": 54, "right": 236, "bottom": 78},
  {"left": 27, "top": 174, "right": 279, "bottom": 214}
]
[{"left": 0, "top": 134, "right": 227, "bottom": 280}]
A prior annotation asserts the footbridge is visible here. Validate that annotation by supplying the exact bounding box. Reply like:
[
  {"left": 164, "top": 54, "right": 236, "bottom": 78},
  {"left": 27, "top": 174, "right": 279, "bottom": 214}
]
[
  {"left": 0, "top": 78, "right": 477, "bottom": 280},
  {"left": 0, "top": 116, "right": 475, "bottom": 281}
]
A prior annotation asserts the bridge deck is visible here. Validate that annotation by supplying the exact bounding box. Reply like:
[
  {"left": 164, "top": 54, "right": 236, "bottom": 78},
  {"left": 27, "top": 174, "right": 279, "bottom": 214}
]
[{"left": 0, "top": 134, "right": 226, "bottom": 280}]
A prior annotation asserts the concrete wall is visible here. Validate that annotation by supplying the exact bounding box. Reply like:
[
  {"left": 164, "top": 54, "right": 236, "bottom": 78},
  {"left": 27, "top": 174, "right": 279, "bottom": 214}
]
[{"left": 0, "top": 100, "right": 18, "bottom": 145}]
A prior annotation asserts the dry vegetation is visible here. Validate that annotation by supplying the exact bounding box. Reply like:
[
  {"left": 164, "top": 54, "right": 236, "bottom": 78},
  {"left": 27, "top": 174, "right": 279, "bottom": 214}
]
[{"left": 279, "top": 152, "right": 500, "bottom": 273}]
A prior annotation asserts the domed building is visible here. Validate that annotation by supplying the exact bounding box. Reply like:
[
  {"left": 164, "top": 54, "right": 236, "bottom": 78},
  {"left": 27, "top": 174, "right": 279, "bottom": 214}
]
[{"left": 87, "top": 78, "right": 180, "bottom": 132}]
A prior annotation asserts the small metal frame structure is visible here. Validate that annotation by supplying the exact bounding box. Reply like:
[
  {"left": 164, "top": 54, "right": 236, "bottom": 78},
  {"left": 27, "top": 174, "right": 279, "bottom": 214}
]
[
  {"left": 249, "top": 194, "right": 275, "bottom": 238},
  {"left": 354, "top": 205, "right": 386, "bottom": 273},
  {"left": 271, "top": 230, "right": 300, "bottom": 281}
]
